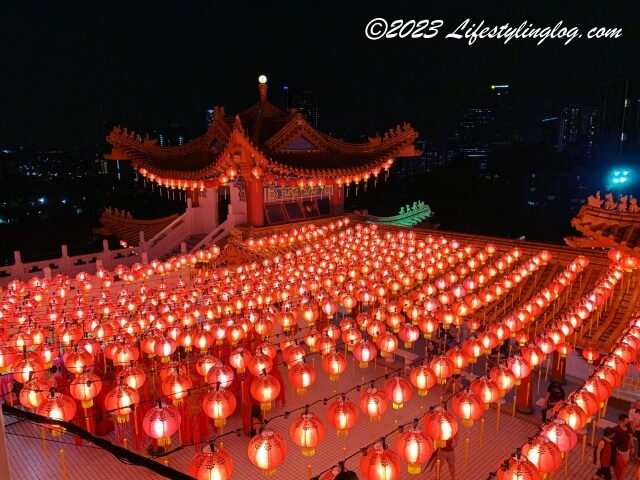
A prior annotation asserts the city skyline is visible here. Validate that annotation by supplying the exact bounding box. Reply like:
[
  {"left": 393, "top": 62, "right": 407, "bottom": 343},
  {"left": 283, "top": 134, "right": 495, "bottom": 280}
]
[{"left": 1, "top": 1, "right": 638, "bottom": 148}]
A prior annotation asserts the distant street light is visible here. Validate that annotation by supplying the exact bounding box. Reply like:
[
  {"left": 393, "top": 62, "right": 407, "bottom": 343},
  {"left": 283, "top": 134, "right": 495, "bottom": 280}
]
[{"left": 611, "top": 170, "right": 631, "bottom": 196}]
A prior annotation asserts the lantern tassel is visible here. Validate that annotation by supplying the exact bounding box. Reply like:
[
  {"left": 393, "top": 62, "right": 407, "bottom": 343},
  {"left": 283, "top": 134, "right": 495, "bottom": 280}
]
[{"left": 60, "top": 449, "right": 67, "bottom": 480}]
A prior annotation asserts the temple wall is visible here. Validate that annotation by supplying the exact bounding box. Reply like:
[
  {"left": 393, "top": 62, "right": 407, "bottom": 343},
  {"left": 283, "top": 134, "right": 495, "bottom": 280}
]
[{"left": 191, "top": 187, "right": 219, "bottom": 234}]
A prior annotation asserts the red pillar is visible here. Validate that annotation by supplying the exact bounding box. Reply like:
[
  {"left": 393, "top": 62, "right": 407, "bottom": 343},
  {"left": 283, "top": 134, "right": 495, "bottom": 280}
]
[
  {"left": 516, "top": 372, "right": 534, "bottom": 414},
  {"left": 551, "top": 351, "right": 567, "bottom": 384},
  {"left": 331, "top": 184, "right": 344, "bottom": 215},
  {"left": 246, "top": 177, "right": 264, "bottom": 227}
]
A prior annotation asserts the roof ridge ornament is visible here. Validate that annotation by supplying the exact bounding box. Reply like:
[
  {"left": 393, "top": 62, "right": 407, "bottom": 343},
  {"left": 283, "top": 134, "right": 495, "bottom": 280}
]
[{"left": 258, "top": 75, "right": 268, "bottom": 101}]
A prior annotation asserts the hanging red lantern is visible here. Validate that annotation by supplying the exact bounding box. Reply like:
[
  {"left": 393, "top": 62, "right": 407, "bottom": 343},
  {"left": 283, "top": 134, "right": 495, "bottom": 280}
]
[
  {"left": 321, "top": 350, "right": 347, "bottom": 381},
  {"left": 395, "top": 425, "right": 433, "bottom": 474},
  {"left": 154, "top": 337, "right": 177, "bottom": 363},
  {"left": 567, "top": 389, "right": 599, "bottom": 423},
  {"left": 470, "top": 377, "right": 500, "bottom": 409},
  {"left": 451, "top": 389, "right": 485, "bottom": 427},
  {"left": 251, "top": 372, "right": 281, "bottom": 411},
  {"left": 430, "top": 355, "right": 454, "bottom": 384},
  {"left": 410, "top": 363, "right": 437, "bottom": 396},
  {"left": 228, "top": 347, "right": 252, "bottom": 374},
  {"left": 247, "top": 428, "right": 287, "bottom": 477},
  {"left": 507, "top": 356, "right": 531, "bottom": 385},
  {"left": 290, "top": 410, "right": 326, "bottom": 456},
  {"left": 361, "top": 441, "right": 400, "bottom": 480},
  {"left": 12, "top": 353, "right": 45, "bottom": 383},
  {"left": 521, "top": 435, "right": 563, "bottom": 477},
  {"left": 352, "top": 338, "right": 378, "bottom": 368},
  {"left": 143, "top": 401, "right": 181, "bottom": 447},
  {"left": 207, "top": 362, "right": 235, "bottom": 389},
  {"left": 189, "top": 443, "right": 233, "bottom": 480},
  {"left": 423, "top": 406, "right": 458, "bottom": 448},
  {"left": 584, "top": 377, "right": 613, "bottom": 408},
  {"left": 69, "top": 371, "right": 103, "bottom": 408},
  {"left": 36, "top": 388, "right": 77, "bottom": 436},
  {"left": 20, "top": 378, "right": 53, "bottom": 409},
  {"left": 384, "top": 377, "right": 413, "bottom": 410},
  {"left": 202, "top": 385, "right": 237, "bottom": 428},
  {"left": 398, "top": 323, "right": 420, "bottom": 348},
  {"left": 540, "top": 418, "right": 577, "bottom": 452},
  {"left": 288, "top": 361, "right": 316, "bottom": 395},
  {"left": 446, "top": 347, "right": 469, "bottom": 375},
  {"left": 498, "top": 452, "right": 542, "bottom": 480},
  {"left": 161, "top": 369, "right": 193, "bottom": 407},
  {"left": 327, "top": 394, "right": 358, "bottom": 437},
  {"left": 359, "top": 385, "right": 389, "bottom": 422},
  {"left": 462, "top": 337, "right": 484, "bottom": 363},
  {"left": 554, "top": 402, "right": 587, "bottom": 431},
  {"left": 489, "top": 365, "right": 517, "bottom": 397},
  {"left": 104, "top": 380, "right": 140, "bottom": 423}
]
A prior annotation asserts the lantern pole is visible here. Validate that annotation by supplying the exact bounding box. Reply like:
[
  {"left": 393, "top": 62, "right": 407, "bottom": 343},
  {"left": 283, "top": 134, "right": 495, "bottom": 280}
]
[
  {"left": 581, "top": 434, "right": 587, "bottom": 464},
  {"left": 479, "top": 418, "right": 485, "bottom": 447},
  {"left": 60, "top": 448, "right": 68, "bottom": 480}
]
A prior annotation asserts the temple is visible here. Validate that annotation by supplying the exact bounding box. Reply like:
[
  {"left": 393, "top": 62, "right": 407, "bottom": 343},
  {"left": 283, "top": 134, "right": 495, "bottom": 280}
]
[
  {"left": 2, "top": 78, "right": 640, "bottom": 480},
  {"left": 104, "top": 76, "right": 417, "bottom": 246}
]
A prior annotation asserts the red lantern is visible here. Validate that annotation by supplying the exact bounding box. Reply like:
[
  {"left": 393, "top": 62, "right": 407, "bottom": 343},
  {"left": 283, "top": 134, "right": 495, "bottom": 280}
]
[
  {"left": 359, "top": 385, "right": 389, "bottom": 422},
  {"left": 507, "top": 356, "right": 531, "bottom": 385},
  {"left": 37, "top": 389, "right": 77, "bottom": 436},
  {"left": 521, "top": 435, "right": 562, "bottom": 476},
  {"left": 384, "top": 376, "right": 413, "bottom": 410},
  {"left": 451, "top": 389, "right": 485, "bottom": 427},
  {"left": 322, "top": 350, "right": 347, "bottom": 381},
  {"left": 104, "top": 381, "right": 140, "bottom": 423},
  {"left": 207, "top": 362, "right": 235, "bottom": 389},
  {"left": 20, "top": 378, "right": 53, "bottom": 409},
  {"left": 498, "top": 452, "right": 542, "bottom": 480},
  {"left": 489, "top": 365, "right": 517, "bottom": 397},
  {"left": 410, "top": 363, "right": 437, "bottom": 396},
  {"left": 69, "top": 372, "right": 103, "bottom": 408},
  {"left": 470, "top": 377, "right": 500, "bottom": 409},
  {"left": 251, "top": 373, "right": 281, "bottom": 411},
  {"left": 189, "top": 443, "right": 233, "bottom": 480},
  {"left": 202, "top": 386, "right": 237, "bottom": 427},
  {"left": 327, "top": 394, "right": 358, "bottom": 437},
  {"left": 161, "top": 370, "right": 193, "bottom": 406},
  {"left": 290, "top": 411, "right": 326, "bottom": 456},
  {"left": 247, "top": 428, "right": 287, "bottom": 476},
  {"left": 228, "top": 347, "right": 252, "bottom": 374},
  {"left": 143, "top": 401, "right": 181, "bottom": 447},
  {"left": 352, "top": 338, "right": 378, "bottom": 368},
  {"left": 395, "top": 426, "right": 433, "bottom": 474},
  {"left": 423, "top": 406, "right": 458, "bottom": 448},
  {"left": 288, "top": 361, "right": 316, "bottom": 395},
  {"left": 446, "top": 347, "right": 469, "bottom": 374},
  {"left": 398, "top": 323, "right": 420, "bottom": 348},
  {"left": 540, "top": 418, "right": 577, "bottom": 452},
  {"left": 430, "top": 355, "right": 454, "bottom": 384},
  {"left": 554, "top": 402, "right": 587, "bottom": 431},
  {"left": 361, "top": 442, "right": 400, "bottom": 480}
]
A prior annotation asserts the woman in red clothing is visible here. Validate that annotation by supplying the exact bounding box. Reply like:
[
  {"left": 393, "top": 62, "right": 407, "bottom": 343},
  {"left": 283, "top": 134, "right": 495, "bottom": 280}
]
[{"left": 594, "top": 427, "right": 617, "bottom": 480}]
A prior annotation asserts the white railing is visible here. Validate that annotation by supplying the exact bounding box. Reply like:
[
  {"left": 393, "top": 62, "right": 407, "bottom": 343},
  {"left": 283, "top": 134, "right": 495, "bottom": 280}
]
[
  {"left": 146, "top": 211, "right": 191, "bottom": 260},
  {"left": 0, "top": 242, "right": 140, "bottom": 287},
  {"left": 189, "top": 217, "right": 235, "bottom": 252}
]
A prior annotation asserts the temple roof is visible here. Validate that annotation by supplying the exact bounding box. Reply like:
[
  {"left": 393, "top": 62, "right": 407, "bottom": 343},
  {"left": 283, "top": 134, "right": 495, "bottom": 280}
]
[
  {"left": 105, "top": 82, "right": 418, "bottom": 184},
  {"left": 567, "top": 204, "right": 640, "bottom": 254}
]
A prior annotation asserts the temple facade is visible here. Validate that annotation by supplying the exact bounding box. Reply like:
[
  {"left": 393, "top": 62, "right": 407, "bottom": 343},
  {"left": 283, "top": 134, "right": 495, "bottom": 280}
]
[{"left": 105, "top": 76, "right": 418, "bottom": 241}]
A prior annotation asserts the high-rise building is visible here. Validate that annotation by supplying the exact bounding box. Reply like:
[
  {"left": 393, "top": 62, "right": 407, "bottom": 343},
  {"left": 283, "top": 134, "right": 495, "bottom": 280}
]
[
  {"left": 489, "top": 84, "right": 514, "bottom": 146},
  {"left": 541, "top": 115, "right": 562, "bottom": 151},
  {"left": 283, "top": 85, "right": 319, "bottom": 128},
  {"left": 457, "top": 107, "right": 493, "bottom": 167},
  {"left": 596, "top": 75, "right": 640, "bottom": 162},
  {"left": 151, "top": 124, "right": 190, "bottom": 147},
  {"left": 205, "top": 109, "right": 214, "bottom": 127}
]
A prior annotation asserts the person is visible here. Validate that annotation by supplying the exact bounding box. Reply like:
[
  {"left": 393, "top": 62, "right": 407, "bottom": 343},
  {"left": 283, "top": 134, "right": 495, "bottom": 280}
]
[
  {"left": 594, "top": 427, "right": 617, "bottom": 480},
  {"left": 445, "top": 326, "right": 458, "bottom": 350},
  {"left": 541, "top": 381, "right": 565, "bottom": 422},
  {"left": 438, "top": 432, "right": 458, "bottom": 480},
  {"left": 629, "top": 400, "right": 640, "bottom": 459},
  {"left": 613, "top": 413, "right": 634, "bottom": 478},
  {"left": 426, "top": 340, "right": 438, "bottom": 360},
  {"left": 249, "top": 402, "right": 263, "bottom": 437}
]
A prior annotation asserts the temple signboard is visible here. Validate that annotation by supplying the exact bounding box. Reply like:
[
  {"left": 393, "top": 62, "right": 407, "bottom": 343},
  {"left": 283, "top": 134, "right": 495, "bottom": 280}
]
[{"left": 266, "top": 185, "right": 332, "bottom": 202}]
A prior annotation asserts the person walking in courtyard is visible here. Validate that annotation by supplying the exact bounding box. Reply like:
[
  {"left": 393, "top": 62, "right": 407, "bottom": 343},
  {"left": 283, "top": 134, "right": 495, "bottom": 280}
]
[{"left": 594, "top": 427, "right": 617, "bottom": 480}]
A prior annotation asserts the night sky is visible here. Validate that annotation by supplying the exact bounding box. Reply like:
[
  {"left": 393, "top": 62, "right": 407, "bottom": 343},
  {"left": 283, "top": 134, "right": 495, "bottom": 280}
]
[{"left": 1, "top": 1, "right": 639, "bottom": 148}]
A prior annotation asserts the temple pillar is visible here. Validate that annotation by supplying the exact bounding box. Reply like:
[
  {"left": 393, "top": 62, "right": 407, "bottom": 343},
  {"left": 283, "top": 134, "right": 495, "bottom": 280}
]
[
  {"left": 246, "top": 177, "right": 265, "bottom": 227},
  {"left": 187, "top": 188, "right": 199, "bottom": 207},
  {"left": 516, "top": 372, "right": 534, "bottom": 414},
  {"left": 331, "top": 184, "right": 344, "bottom": 215},
  {"left": 550, "top": 351, "right": 567, "bottom": 384},
  {"left": 0, "top": 407, "right": 11, "bottom": 480}
]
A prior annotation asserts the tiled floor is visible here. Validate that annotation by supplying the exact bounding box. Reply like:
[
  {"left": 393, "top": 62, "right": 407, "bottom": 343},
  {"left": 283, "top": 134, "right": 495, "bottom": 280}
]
[{"left": 5, "top": 351, "right": 636, "bottom": 480}]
